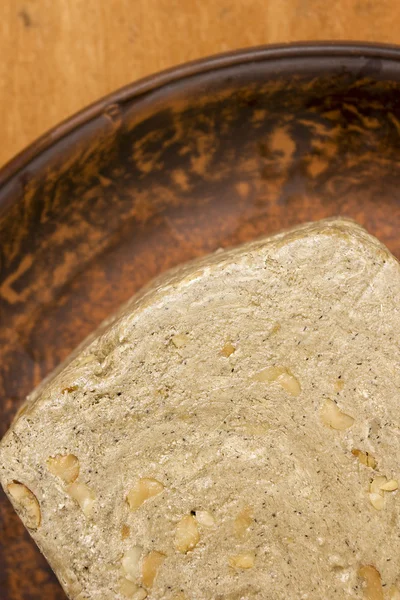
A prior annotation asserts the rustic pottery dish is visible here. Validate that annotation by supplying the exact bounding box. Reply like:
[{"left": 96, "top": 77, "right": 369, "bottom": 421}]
[{"left": 1, "top": 43, "right": 400, "bottom": 599}]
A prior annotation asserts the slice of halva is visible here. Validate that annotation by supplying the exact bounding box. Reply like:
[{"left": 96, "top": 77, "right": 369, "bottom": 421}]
[{"left": 1, "top": 218, "right": 400, "bottom": 600}]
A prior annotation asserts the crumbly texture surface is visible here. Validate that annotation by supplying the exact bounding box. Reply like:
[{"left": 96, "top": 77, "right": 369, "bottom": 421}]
[{"left": 1, "top": 218, "right": 400, "bottom": 600}]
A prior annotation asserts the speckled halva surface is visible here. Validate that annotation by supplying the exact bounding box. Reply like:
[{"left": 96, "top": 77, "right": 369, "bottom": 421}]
[{"left": 1, "top": 218, "right": 400, "bottom": 600}]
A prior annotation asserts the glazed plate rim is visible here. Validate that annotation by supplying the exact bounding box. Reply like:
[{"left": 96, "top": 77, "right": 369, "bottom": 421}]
[{"left": 1, "top": 41, "right": 400, "bottom": 191}]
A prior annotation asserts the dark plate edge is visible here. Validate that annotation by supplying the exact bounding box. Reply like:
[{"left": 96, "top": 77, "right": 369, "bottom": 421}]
[{"left": 1, "top": 41, "right": 400, "bottom": 191}]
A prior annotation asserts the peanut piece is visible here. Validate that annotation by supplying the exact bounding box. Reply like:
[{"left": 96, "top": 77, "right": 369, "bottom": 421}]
[
  {"left": 120, "top": 579, "right": 147, "bottom": 600},
  {"left": 278, "top": 372, "right": 301, "bottom": 396},
  {"left": 369, "top": 493, "right": 385, "bottom": 511},
  {"left": 229, "top": 552, "right": 255, "bottom": 569},
  {"left": 142, "top": 551, "right": 165, "bottom": 588},
  {"left": 253, "top": 365, "right": 286, "bottom": 382},
  {"left": 127, "top": 478, "right": 164, "bottom": 511},
  {"left": 67, "top": 482, "right": 96, "bottom": 517},
  {"left": 7, "top": 482, "right": 41, "bottom": 530},
  {"left": 369, "top": 476, "right": 398, "bottom": 508},
  {"left": 351, "top": 449, "right": 377, "bottom": 469},
  {"left": 122, "top": 546, "right": 143, "bottom": 581},
  {"left": 47, "top": 454, "right": 80, "bottom": 484},
  {"left": 120, "top": 578, "right": 138, "bottom": 598},
  {"left": 370, "top": 476, "right": 387, "bottom": 495},
  {"left": 174, "top": 515, "right": 200, "bottom": 553},
  {"left": 121, "top": 524, "right": 131, "bottom": 540},
  {"left": 253, "top": 366, "right": 301, "bottom": 396},
  {"left": 234, "top": 506, "right": 253, "bottom": 539},
  {"left": 195, "top": 510, "right": 216, "bottom": 528},
  {"left": 221, "top": 342, "right": 236, "bottom": 357},
  {"left": 320, "top": 399, "right": 354, "bottom": 430},
  {"left": 380, "top": 479, "right": 398, "bottom": 492},
  {"left": 358, "top": 565, "right": 384, "bottom": 600}
]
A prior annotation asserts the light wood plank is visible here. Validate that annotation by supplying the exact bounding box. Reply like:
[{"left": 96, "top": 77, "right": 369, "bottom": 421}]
[{"left": 1, "top": 0, "right": 399, "bottom": 167}]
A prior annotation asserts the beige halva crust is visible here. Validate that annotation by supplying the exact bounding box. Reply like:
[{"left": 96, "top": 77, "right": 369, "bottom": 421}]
[{"left": 1, "top": 218, "right": 400, "bottom": 600}]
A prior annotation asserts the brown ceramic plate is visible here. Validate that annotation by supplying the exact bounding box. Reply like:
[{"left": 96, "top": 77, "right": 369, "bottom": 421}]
[{"left": 1, "top": 42, "right": 400, "bottom": 599}]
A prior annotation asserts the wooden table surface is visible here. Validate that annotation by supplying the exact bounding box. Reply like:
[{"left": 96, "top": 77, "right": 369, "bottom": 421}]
[{"left": 1, "top": 0, "right": 400, "bottom": 169}]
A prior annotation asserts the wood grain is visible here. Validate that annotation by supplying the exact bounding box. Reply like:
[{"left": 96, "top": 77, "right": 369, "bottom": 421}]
[{"left": 1, "top": 0, "right": 400, "bottom": 168}]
